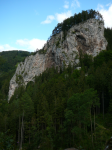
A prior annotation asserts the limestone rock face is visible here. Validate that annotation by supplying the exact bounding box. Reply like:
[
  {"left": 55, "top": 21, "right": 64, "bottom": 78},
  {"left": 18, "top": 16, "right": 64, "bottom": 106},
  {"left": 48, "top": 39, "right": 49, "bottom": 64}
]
[{"left": 8, "top": 18, "right": 107, "bottom": 101}]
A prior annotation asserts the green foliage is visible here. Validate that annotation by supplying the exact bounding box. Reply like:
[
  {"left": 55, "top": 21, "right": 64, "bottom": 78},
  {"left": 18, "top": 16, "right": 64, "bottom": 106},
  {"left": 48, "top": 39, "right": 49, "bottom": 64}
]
[
  {"left": 0, "top": 12, "right": 112, "bottom": 149},
  {"left": 104, "top": 28, "right": 112, "bottom": 51},
  {"left": 38, "top": 49, "right": 47, "bottom": 54},
  {"left": 51, "top": 9, "right": 103, "bottom": 39},
  {"left": 72, "top": 31, "right": 76, "bottom": 34},
  {"left": 85, "top": 28, "right": 89, "bottom": 31},
  {"left": 0, "top": 56, "right": 5, "bottom": 65},
  {"left": 99, "top": 20, "right": 104, "bottom": 24},
  {"left": 79, "top": 52, "right": 93, "bottom": 72},
  {"left": 0, "top": 58, "right": 112, "bottom": 149},
  {"left": 16, "top": 74, "right": 23, "bottom": 83},
  {"left": 65, "top": 88, "right": 99, "bottom": 142},
  {"left": 94, "top": 50, "right": 112, "bottom": 68},
  {"left": 0, "top": 50, "right": 31, "bottom": 73},
  {"left": 0, "top": 51, "right": 31, "bottom": 99},
  {"left": 7, "top": 54, "right": 111, "bottom": 149},
  {"left": 19, "top": 92, "right": 34, "bottom": 118},
  {"left": 56, "top": 40, "right": 60, "bottom": 47},
  {"left": 0, "top": 131, "right": 14, "bottom": 150}
]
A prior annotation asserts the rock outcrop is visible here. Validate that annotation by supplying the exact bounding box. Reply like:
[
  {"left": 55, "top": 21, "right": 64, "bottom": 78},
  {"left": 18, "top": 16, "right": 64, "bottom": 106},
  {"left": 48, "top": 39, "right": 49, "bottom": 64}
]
[{"left": 8, "top": 18, "right": 107, "bottom": 101}]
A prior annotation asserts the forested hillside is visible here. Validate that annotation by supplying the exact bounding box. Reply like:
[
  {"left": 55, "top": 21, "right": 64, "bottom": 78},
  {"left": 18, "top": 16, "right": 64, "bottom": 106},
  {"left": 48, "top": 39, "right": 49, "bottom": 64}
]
[
  {"left": 0, "top": 50, "right": 31, "bottom": 99},
  {"left": 0, "top": 10, "right": 112, "bottom": 150}
]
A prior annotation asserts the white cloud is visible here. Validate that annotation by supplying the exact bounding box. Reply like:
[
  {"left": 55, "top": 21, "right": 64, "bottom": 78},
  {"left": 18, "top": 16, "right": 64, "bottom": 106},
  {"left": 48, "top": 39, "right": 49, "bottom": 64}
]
[
  {"left": 41, "top": 1, "right": 80, "bottom": 24},
  {"left": 64, "top": 1, "right": 69, "bottom": 9},
  {"left": 0, "top": 39, "right": 46, "bottom": 52},
  {"left": 41, "top": 10, "right": 72, "bottom": 24},
  {"left": 41, "top": 15, "right": 55, "bottom": 24},
  {"left": 16, "top": 38, "right": 46, "bottom": 51},
  {"left": 97, "top": 4, "right": 112, "bottom": 28},
  {"left": 56, "top": 10, "right": 72, "bottom": 23},
  {"left": 71, "top": 0, "right": 80, "bottom": 8},
  {"left": 16, "top": 39, "right": 29, "bottom": 46},
  {"left": 0, "top": 44, "right": 17, "bottom": 52},
  {"left": 29, "top": 39, "right": 46, "bottom": 50},
  {"left": 97, "top": 4, "right": 104, "bottom": 10}
]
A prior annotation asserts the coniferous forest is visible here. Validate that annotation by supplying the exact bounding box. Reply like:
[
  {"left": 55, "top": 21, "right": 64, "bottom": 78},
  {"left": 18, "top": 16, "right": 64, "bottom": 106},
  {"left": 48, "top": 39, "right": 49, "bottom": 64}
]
[{"left": 0, "top": 10, "right": 112, "bottom": 150}]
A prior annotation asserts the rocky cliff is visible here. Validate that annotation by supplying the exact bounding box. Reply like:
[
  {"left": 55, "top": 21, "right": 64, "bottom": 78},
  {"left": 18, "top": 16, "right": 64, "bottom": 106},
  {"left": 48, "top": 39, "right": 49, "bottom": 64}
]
[{"left": 8, "top": 18, "right": 107, "bottom": 101}]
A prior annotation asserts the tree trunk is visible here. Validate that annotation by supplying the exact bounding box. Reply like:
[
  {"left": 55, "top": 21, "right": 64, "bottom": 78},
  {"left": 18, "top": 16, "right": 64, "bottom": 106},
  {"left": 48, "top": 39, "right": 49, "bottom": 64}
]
[
  {"left": 55, "top": 97, "right": 56, "bottom": 134},
  {"left": 20, "top": 111, "right": 24, "bottom": 150},
  {"left": 4, "top": 115, "right": 7, "bottom": 132},
  {"left": 22, "top": 111, "right": 24, "bottom": 144},
  {"left": 94, "top": 107, "right": 96, "bottom": 140},
  {"left": 29, "top": 122, "right": 30, "bottom": 144},
  {"left": 102, "top": 91, "right": 104, "bottom": 119},
  {"left": 18, "top": 116, "right": 20, "bottom": 147},
  {"left": 90, "top": 109, "right": 93, "bottom": 144},
  {"left": 20, "top": 122, "right": 22, "bottom": 150}
]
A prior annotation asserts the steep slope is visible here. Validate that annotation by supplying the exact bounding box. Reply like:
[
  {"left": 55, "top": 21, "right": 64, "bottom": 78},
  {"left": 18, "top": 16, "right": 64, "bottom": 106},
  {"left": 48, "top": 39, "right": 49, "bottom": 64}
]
[
  {"left": 0, "top": 50, "right": 31, "bottom": 73},
  {"left": 8, "top": 18, "right": 107, "bottom": 101},
  {"left": 0, "top": 51, "right": 31, "bottom": 99}
]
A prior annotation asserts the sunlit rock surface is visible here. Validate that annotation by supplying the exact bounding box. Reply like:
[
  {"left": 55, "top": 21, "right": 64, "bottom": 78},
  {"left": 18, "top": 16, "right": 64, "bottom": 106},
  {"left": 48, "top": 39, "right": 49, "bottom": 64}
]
[{"left": 8, "top": 18, "right": 107, "bottom": 101}]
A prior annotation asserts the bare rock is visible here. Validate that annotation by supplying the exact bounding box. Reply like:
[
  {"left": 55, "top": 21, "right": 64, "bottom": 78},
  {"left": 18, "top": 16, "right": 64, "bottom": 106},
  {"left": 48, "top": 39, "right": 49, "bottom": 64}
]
[{"left": 8, "top": 18, "right": 107, "bottom": 101}]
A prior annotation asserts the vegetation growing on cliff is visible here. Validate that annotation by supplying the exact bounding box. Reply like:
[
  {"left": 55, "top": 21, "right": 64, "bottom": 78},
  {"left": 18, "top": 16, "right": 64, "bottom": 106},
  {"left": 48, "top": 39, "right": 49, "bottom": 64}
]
[
  {"left": 48, "top": 9, "right": 103, "bottom": 40},
  {"left": 0, "top": 49, "right": 112, "bottom": 150},
  {"left": 0, "top": 50, "right": 31, "bottom": 99},
  {"left": 0, "top": 10, "right": 112, "bottom": 150},
  {"left": 38, "top": 48, "right": 47, "bottom": 54}
]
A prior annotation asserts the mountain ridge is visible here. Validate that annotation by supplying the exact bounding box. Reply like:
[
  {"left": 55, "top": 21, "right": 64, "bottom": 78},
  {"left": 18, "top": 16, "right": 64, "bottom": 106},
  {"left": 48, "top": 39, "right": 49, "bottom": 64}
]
[{"left": 8, "top": 18, "right": 107, "bottom": 101}]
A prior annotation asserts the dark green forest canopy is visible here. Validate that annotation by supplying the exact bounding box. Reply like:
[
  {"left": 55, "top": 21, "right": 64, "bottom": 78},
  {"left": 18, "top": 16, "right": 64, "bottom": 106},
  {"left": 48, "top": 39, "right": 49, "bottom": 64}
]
[
  {"left": 104, "top": 28, "right": 112, "bottom": 50},
  {"left": 0, "top": 50, "right": 31, "bottom": 72},
  {"left": 0, "top": 50, "right": 31, "bottom": 99},
  {"left": 5, "top": 49, "right": 112, "bottom": 150}
]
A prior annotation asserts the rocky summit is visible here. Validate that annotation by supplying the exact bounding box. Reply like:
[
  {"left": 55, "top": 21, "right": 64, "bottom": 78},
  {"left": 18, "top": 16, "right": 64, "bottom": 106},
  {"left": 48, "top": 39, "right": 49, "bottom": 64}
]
[{"left": 8, "top": 18, "right": 107, "bottom": 101}]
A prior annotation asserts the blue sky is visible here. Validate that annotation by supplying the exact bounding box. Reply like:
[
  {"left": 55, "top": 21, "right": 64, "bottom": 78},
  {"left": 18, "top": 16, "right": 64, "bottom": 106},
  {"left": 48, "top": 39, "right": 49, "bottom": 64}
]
[{"left": 0, "top": 0, "right": 112, "bottom": 52}]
